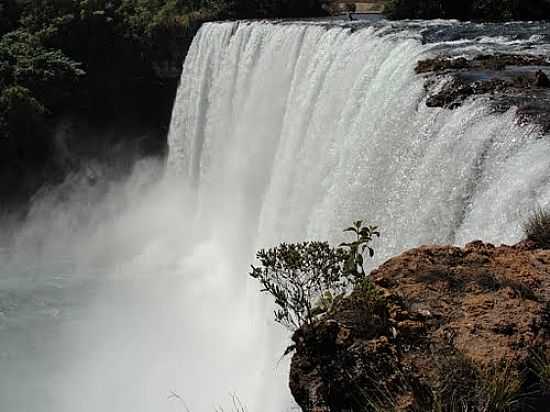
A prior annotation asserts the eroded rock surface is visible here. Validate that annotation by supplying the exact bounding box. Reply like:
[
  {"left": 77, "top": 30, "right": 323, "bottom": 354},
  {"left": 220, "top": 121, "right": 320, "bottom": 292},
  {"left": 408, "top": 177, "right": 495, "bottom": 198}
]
[{"left": 290, "top": 241, "right": 550, "bottom": 411}]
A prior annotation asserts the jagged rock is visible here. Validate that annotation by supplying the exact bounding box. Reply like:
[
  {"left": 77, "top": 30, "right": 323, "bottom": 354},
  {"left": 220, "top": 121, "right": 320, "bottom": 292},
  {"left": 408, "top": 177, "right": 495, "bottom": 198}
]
[
  {"left": 416, "top": 57, "right": 470, "bottom": 74},
  {"left": 416, "top": 53, "right": 550, "bottom": 133},
  {"left": 289, "top": 242, "right": 550, "bottom": 411},
  {"left": 416, "top": 54, "right": 549, "bottom": 75},
  {"left": 425, "top": 78, "right": 510, "bottom": 109}
]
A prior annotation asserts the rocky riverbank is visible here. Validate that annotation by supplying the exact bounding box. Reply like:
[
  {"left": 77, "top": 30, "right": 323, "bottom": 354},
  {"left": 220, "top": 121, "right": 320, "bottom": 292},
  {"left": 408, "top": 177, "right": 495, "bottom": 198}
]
[{"left": 289, "top": 240, "right": 550, "bottom": 411}]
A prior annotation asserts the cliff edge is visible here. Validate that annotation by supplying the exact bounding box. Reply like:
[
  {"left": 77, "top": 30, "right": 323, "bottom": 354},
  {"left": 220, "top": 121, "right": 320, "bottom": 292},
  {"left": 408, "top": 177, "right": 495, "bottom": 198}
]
[{"left": 290, "top": 241, "right": 550, "bottom": 411}]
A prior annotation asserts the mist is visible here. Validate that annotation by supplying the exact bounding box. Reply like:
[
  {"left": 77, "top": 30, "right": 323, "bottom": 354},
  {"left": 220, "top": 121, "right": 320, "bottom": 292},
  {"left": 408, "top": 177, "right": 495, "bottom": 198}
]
[{"left": 0, "top": 158, "right": 292, "bottom": 412}]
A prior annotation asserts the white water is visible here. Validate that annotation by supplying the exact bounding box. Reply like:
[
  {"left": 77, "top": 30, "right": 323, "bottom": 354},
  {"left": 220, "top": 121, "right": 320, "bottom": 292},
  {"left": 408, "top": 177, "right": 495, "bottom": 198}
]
[
  {"left": 1, "top": 20, "right": 550, "bottom": 412},
  {"left": 169, "top": 20, "right": 550, "bottom": 253}
]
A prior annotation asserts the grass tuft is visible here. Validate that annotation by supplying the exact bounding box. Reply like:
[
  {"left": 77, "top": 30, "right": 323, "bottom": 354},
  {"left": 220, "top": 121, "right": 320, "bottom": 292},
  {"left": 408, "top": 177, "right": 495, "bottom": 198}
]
[
  {"left": 530, "top": 350, "right": 550, "bottom": 393},
  {"left": 482, "top": 363, "right": 524, "bottom": 412},
  {"left": 523, "top": 208, "right": 550, "bottom": 248}
]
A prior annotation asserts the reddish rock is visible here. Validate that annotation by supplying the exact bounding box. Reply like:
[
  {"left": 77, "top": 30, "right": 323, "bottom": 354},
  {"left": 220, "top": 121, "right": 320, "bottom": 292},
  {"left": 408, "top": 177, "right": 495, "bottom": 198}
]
[{"left": 290, "top": 242, "right": 550, "bottom": 411}]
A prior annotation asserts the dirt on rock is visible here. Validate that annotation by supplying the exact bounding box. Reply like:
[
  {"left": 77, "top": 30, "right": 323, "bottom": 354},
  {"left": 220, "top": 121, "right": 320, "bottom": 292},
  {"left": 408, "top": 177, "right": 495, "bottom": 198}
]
[{"left": 289, "top": 241, "right": 550, "bottom": 411}]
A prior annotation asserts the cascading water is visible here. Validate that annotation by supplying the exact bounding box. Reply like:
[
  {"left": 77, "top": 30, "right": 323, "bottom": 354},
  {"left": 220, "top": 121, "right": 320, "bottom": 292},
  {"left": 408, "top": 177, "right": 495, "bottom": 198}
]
[
  {"left": 1, "top": 18, "right": 550, "bottom": 412},
  {"left": 169, "top": 19, "right": 550, "bottom": 261}
]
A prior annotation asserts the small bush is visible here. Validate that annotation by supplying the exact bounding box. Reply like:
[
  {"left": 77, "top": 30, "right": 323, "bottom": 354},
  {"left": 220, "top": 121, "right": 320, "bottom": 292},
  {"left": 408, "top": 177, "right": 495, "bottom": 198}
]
[
  {"left": 523, "top": 208, "right": 550, "bottom": 249},
  {"left": 483, "top": 363, "right": 524, "bottom": 412},
  {"left": 250, "top": 241, "right": 351, "bottom": 330},
  {"left": 434, "top": 352, "right": 483, "bottom": 411},
  {"left": 384, "top": 0, "right": 550, "bottom": 21},
  {"left": 250, "top": 221, "right": 379, "bottom": 330}
]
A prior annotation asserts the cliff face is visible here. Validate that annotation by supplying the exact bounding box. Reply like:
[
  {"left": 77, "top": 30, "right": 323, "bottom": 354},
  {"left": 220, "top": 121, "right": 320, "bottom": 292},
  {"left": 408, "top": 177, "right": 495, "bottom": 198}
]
[{"left": 290, "top": 241, "right": 550, "bottom": 411}]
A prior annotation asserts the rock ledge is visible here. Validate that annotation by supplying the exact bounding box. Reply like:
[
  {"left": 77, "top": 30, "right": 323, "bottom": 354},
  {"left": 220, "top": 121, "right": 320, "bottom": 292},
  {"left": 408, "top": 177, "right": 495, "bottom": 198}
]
[{"left": 290, "top": 241, "right": 550, "bottom": 411}]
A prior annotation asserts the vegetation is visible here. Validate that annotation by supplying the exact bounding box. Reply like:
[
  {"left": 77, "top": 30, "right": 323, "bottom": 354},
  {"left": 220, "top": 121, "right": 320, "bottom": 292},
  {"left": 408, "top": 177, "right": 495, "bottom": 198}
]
[
  {"left": 0, "top": 29, "right": 83, "bottom": 136},
  {"left": 0, "top": 0, "right": 325, "bottom": 206},
  {"left": 250, "top": 220, "right": 380, "bottom": 330},
  {"left": 483, "top": 363, "right": 524, "bottom": 411},
  {"left": 337, "top": 352, "right": 529, "bottom": 412},
  {"left": 530, "top": 350, "right": 550, "bottom": 394},
  {"left": 523, "top": 207, "right": 550, "bottom": 249},
  {"left": 385, "top": 0, "right": 550, "bottom": 21},
  {"left": 433, "top": 356, "right": 526, "bottom": 412}
]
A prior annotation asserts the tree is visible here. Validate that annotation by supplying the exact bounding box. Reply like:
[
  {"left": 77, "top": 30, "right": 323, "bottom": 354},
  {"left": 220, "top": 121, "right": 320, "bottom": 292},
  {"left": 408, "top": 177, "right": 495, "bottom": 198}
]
[
  {"left": 0, "top": 0, "right": 18, "bottom": 35},
  {"left": 0, "top": 0, "right": 327, "bottom": 204},
  {"left": 385, "top": 0, "right": 550, "bottom": 20},
  {"left": 0, "top": 85, "right": 48, "bottom": 168},
  {"left": 0, "top": 30, "right": 84, "bottom": 110}
]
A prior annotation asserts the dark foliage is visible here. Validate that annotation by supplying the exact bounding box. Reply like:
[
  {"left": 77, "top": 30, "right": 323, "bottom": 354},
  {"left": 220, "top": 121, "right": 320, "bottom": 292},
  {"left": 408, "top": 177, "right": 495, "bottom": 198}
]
[
  {"left": 529, "top": 350, "right": 550, "bottom": 394},
  {"left": 0, "top": 0, "right": 324, "bottom": 207},
  {"left": 0, "top": 0, "right": 19, "bottom": 35},
  {"left": 226, "top": 0, "right": 324, "bottom": 19},
  {"left": 433, "top": 353, "right": 526, "bottom": 412},
  {"left": 385, "top": 0, "right": 550, "bottom": 21}
]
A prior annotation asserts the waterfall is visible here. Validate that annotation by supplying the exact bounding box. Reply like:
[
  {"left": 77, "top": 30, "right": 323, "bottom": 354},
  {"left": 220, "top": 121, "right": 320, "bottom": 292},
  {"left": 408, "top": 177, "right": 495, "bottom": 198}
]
[
  {"left": 168, "top": 20, "right": 550, "bottom": 259},
  {"left": 161, "top": 20, "right": 550, "bottom": 409},
  {"left": 1, "top": 19, "right": 550, "bottom": 412}
]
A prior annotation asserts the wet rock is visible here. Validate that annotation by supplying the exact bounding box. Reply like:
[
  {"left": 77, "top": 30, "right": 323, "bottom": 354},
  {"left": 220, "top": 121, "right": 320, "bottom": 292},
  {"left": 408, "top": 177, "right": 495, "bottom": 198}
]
[
  {"left": 416, "top": 57, "right": 470, "bottom": 74},
  {"left": 425, "top": 78, "right": 510, "bottom": 109},
  {"left": 416, "top": 54, "right": 549, "bottom": 75},
  {"left": 416, "top": 53, "right": 550, "bottom": 133}
]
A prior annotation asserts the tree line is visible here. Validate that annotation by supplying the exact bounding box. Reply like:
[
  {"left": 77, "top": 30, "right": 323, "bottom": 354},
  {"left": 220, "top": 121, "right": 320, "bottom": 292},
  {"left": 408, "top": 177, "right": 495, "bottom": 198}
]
[
  {"left": 385, "top": 0, "right": 550, "bottom": 21},
  {"left": 0, "top": 0, "right": 324, "bottom": 206}
]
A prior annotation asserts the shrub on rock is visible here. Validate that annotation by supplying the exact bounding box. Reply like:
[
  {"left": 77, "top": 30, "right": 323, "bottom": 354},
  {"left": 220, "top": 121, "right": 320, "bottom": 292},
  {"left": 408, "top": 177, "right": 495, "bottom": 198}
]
[
  {"left": 250, "top": 221, "right": 380, "bottom": 331},
  {"left": 523, "top": 208, "right": 550, "bottom": 249}
]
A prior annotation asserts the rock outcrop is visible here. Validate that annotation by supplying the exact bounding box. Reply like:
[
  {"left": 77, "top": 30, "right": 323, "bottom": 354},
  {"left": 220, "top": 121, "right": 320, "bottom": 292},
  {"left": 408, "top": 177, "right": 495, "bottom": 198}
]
[
  {"left": 290, "top": 241, "right": 550, "bottom": 411},
  {"left": 417, "top": 54, "right": 550, "bottom": 132}
]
